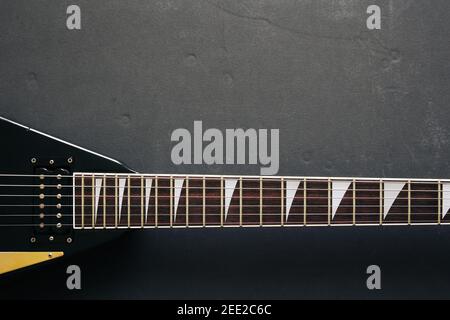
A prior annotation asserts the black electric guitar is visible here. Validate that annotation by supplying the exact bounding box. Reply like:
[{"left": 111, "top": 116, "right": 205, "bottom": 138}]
[{"left": 0, "top": 116, "right": 446, "bottom": 274}]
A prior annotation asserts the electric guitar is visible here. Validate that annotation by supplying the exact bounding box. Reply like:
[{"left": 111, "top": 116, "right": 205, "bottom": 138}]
[{"left": 0, "top": 116, "right": 446, "bottom": 275}]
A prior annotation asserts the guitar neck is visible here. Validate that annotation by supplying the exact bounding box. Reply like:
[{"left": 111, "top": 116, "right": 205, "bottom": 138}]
[{"left": 72, "top": 173, "right": 448, "bottom": 229}]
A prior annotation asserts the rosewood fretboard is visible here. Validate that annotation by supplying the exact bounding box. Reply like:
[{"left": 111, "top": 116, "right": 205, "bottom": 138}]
[{"left": 72, "top": 173, "right": 448, "bottom": 229}]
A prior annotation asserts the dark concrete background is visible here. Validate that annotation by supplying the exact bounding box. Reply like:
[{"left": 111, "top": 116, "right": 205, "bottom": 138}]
[{"left": 1, "top": 0, "right": 450, "bottom": 299}]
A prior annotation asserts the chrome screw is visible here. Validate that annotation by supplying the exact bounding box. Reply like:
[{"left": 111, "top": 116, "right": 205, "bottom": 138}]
[
  {"left": 66, "top": 237, "right": 72, "bottom": 244},
  {"left": 31, "top": 158, "right": 37, "bottom": 164},
  {"left": 49, "top": 236, "right": 54, "bottom": 241},
  {"left": 67, "top": 157, "right": 73, "bottom": 164},
  {"left": 30, "top": 237, "right": 36, "bottom": 243}
]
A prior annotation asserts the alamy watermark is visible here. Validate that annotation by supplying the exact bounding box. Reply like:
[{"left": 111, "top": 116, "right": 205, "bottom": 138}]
[
  {"left": 171, "top": 121, "right": 279, "bottom": 175},
  {"left": 366, "top": 265, "right": 381, "bottom": 290},
  {"left": 66, "top": 265, "right": 81, "bottom": 290}
]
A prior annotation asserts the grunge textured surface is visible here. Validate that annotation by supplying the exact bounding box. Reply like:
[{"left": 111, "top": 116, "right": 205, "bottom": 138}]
[{"left": 1, "top": 0, "right": 450, "bottom": 298}]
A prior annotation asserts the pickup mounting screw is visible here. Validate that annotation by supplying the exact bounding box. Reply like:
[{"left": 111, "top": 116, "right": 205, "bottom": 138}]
[
  {"left": 30, "top": 237, "right": 36, "bottom": 243},
  {"left": 67, "top": 157, "right": 73, "bottom": 164},
  {"left": 49, "top": 159, "right": 54, "bottom": 165},
  {"left": 66, "top": 237, "right": 72, "bottom": 244},
  {"left": 49, "top": 236, "right": 54, "bottom": 241},
  {"left": 31, "top": 158, "right": 37, "bottom": 164}
]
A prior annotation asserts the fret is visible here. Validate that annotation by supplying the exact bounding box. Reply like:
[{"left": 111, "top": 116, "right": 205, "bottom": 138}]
[
  {"left": 281, "top": 178, "right": 284, "bottom": 226},
  {"left": 141, "top": 176, "right": 144, "bottom": 227},
  {"left": 303, "top": 178, "right": 306, "bottom": 226},
  {"left": 203, "top": 177, "right": 206, "bottom": 226},
  {"left": 129, "top": 176, "right": 142, "bottom": 227},
  {"left": 127, "top": 175, "right": 131, "bottom": 228},
  {"left": 91, "top": 174, "right": 95, "bottom": 228},
  {"left": 352, "top": 179, "right": 356, "bottom": 225},
  {"left": 156, "top": 177, "right": 170, "bottom": 226},
  {"left": 355, "top": 180, "right": 381, "bottom": 225},
  {"left": 82, "top": 175, "right": 93, "bottom": 228},
  {"left": 186, "top": 177, "right": 189, "bottom": 227},
  {"left": 262, "top": 178, "right": 282, "bottom": 225},
  {"left": 205, "top": 177, "right": 221, "bottom": 226},
  {"left": 81, "top": 174, "right": 85, "bottom": 228},
  {"left": 241, "top": 178, "right": 260, "bottom": 226},
  {"left": 93, "top": 176, "right": 104, "bottom": 228},
  {"left": 155, "top": 176, "right": 158, "bottom": 227},
  {"left": 410, "top": 182, "right": 439, "bottom": 224},
  {"left": 383, "top": 181, "right": 408, "bottom": 224},
  {"left": 259, "top": 177, "right": 263, "bottom": 226},
  {"left": 173, "top": 177, "right": 186, "bottom": 227},
  {"left": 143, "top": 176, "right": 156, "bottom": 227},
  {"left": 224, "top": 178, "right": 239, "bottom": 226},
  {"left": 114, "top": 175, "right": 118, "bottom": 228},
  {"left": 284, "top": 179, "right": 303, "bottom": 226},
  {"left": 117, "top": 177, "right": 127, "bottom": 227},
  {"left": 186, "top": 177, "right": 203, "bottom": 226},
  {"left": 407, "top": 180, "right": 411, "bottom": 225},
  {"left": 438, "top": 181, "right": 441, "bottom": 224},
  {"left": 331, "top": 180, "right": 353, "bottom": 225},
  {"left": 239, "top": 177, "right": 243, "bottom": 227},
  {"left": 103, "top": 175, "right": 106, "bottom": 228},
  {"left": 379, "top": 180, "right": 383, "bottom": 225},
  {"left": 306, "top": 179, "right": 329, "bottom": 225},
  {"left": 220, "top": 177, "right": 223, "bottom": 226},
  {"left": 327, "top": 178, "right": 331, "bottom": 226},
  {"left": 442, "top": 182, "right": 450, "bottom": 222},
  {"left": 105, "top": 176, "right": 116, "bottom": 228},
  {"left": 169, "top": 176, "right": 173, "bottom": 227}
]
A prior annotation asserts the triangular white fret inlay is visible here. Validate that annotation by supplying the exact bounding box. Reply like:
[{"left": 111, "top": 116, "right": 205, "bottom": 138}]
[
  {"left": 145, "top": 178, "right": 152, "bottom": 222},
  {"left": 442, "top": 183, "right": 450, "bottom": 218},
  {"left": 94, "top": 178, "right": 103, "bottom": 223},
  {"left": 285, "top": 180, "right": 301, "bottom": 222},
  {"left": 383, "top": 182, "right": 405, "bottom": 218},
  {"left": 224, "top": 179, "right": 238, "bottom": 221},
  {"left": 173, "top": 178, "right": 184, "bottom": 221},
  {"left": 332, "top": 180, "right": 352, "bottom": 219},
  {"left": 118, "top": 178, "right": 126, "bottom": 222}
]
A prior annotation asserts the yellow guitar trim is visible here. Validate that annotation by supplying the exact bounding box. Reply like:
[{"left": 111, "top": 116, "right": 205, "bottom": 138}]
[{"left": 0, "top": 252, "right": 64, "bottom": 275}]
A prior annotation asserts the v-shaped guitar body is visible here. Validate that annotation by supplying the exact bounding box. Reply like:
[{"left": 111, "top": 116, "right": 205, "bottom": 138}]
[{"left": 0, "top": 252, "right": 64, "bottom": 275}]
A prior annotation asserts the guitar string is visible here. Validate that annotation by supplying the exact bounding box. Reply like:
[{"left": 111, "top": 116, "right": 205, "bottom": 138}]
[
  {"left": 0, "top": 184, "right": 445, "bottom": 193},
  {"left": 0, "top": 173, "right": 447, "bottom": 183}
]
